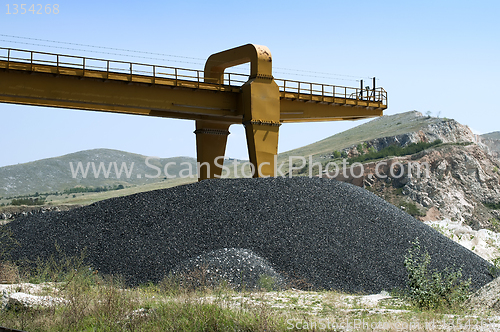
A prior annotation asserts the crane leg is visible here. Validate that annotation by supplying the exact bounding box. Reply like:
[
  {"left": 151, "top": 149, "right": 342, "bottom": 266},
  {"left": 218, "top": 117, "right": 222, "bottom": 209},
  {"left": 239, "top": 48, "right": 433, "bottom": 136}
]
[
  {"left": 244, "top": 121, "right": 280, "bottom": 177},
  {"left": 195, "top": 120, "right": 231, "bottom": 181}
]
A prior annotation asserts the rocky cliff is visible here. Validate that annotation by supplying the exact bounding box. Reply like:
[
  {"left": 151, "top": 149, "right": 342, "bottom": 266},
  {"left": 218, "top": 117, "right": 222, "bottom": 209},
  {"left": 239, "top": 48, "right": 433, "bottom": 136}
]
[
  {"left": 344, "top": 113, "right": 480, "bottom": 157},
  {"left": 322, "top": 113, "right": 500, "bottom": 230},
  {"left": 480, "top": 132, "right": 500, "bottom": 159}
]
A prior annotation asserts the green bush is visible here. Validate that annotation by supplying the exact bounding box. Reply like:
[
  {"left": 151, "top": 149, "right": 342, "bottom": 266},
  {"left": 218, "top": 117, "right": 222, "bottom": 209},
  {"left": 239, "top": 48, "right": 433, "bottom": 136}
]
[
  {"left": 400, "top": 201, "right": 425, "bottom": 217},
  {"left": 349, "top": 139, "right": 442, "bottom": 164},
  {"left": 64, "top": 186, "right": 109, "bottom": 194},
  {"left": 484, "top": 202, "right": 500, "bottom": 210},
  {"left": 356, "top": 143, "right": 364, "bottom": 155},
  {"left": 10, "top": 198, "right": 45, "bottom": 206},
  {"left": 489, "top": 218, "right": 500, "bottom": 232},
  {"left": 404, "top": 240, "right": 471, "bottom": 310}
]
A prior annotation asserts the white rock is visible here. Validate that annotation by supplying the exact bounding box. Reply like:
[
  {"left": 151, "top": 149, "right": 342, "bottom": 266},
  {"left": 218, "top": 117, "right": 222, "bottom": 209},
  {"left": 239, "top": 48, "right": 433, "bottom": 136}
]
[
  {"left": 425, "top": 219, "right": 500, "bottom": 263},
  {"left": 6, "top": 292, "right": 68, "bottom": 308}
]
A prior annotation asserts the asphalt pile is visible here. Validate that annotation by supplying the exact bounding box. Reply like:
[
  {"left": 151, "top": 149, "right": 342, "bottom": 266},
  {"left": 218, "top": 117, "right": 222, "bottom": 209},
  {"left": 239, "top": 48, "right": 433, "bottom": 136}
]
[{"left": 1, "top": 177, "right": 494, "bottom": 293}]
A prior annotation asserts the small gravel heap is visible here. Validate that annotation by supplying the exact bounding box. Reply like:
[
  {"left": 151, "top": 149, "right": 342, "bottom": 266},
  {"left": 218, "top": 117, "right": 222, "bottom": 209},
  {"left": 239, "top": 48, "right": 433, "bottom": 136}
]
[
  {"left": 1, "top": 177, "right": 494, "bottom": 293},
  {"left": 466, "top": 276, "right": 500, "bottom": 313},
  {"left": 170, "top": 248, "right": 284, "bottom": 290}
]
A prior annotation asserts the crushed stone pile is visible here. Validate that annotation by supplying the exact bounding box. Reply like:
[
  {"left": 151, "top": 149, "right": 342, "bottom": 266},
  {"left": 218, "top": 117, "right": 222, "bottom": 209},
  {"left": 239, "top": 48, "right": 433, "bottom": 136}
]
[
  {"left": 1, "top": 177, "right": 494, "bottom": 293},
  {"left": 170, "top": 248, "right": 284, "bottom": 290}
]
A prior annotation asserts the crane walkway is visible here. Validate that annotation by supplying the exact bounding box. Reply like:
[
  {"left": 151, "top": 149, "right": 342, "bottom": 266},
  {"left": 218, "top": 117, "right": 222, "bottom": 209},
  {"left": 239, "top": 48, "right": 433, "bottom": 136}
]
[
  {"left": 0, "top": 44, "right": 387, "bottom": 179},
  {"left": 0, "top": 47, "right": 387, "bottom": 117}
]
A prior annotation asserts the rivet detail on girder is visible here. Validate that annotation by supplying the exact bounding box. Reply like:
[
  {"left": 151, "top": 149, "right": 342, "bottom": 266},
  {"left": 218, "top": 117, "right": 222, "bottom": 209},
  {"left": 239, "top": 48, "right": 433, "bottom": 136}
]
[
  {"left": 249, "top": 74, "right": 273, "bottom": 81},
  {"left": 194, "top": 129, "right": 230, "bottom": 136},
  {"left": 243, "top": 120, "right": 281, "bottom": 127}
]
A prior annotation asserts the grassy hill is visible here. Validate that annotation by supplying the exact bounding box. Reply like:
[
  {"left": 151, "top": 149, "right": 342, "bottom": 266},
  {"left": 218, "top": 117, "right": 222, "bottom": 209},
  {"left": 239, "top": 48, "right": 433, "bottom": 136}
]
[
  {"left": 482, "top": 131, "right": 500, "bottom": 140},
  {"left": 278, "top": 111, "right": 441, "bottom": 162},
  {"left": 0, "top": 149, "right": 197, "bottom": 198}
]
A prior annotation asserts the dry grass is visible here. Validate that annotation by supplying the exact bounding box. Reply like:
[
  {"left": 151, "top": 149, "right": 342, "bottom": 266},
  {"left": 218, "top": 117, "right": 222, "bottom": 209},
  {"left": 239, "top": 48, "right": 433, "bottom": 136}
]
[
  {"left": 1, "top": 252, "right": 499, "bottom": 331},
  {"left": 0, "top": 261, "right": 20, "bottom": 284}
]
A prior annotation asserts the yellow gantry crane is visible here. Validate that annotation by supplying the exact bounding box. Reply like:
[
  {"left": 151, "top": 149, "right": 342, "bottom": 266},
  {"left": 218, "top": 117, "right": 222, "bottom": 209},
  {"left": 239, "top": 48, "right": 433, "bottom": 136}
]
[{"left": 0, "top": 44, "right": 387, "bottom": 180}]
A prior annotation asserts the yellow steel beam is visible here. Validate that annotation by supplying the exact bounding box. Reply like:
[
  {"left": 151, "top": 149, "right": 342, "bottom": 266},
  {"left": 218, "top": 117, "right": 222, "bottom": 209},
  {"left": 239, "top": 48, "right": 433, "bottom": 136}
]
[
  {"left": 204, "top": 44, "right": 273, "bottom": 83},
  {"left": 280, "top": 99, "right": 384, "bottom": 123},
  {"left": 0, "top": 65, "right": 241, "bottom": 122},
  {"left": 0, "top": 46, "right": 387, "bottom": 180}
]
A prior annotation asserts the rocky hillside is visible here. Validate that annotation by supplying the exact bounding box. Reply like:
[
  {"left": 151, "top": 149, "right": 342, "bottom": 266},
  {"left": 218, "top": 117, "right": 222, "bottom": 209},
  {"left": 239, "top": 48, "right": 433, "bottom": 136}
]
[
  {"left": 482, "top": 132, "right": 500, "bottom": 140},
  {"left": 320, "top": 113, "right": 500, "bottom": 230},
  {"left": 279, "top": 110, "right": 475, "bottom": 161},
  {"left": 339, "top": 111, "right": 479, "bottom": 156},
  {"left": 480, "top": 131, "right": 500, "bottom": 159}
]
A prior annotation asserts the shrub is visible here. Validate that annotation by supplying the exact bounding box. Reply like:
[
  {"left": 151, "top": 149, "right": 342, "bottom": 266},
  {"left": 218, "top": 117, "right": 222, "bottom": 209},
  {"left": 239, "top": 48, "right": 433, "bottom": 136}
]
[
  {"left": 400, "top": 201, "right": 425, "bottom": 217},
  {"left": 484, "top": 202, "right": 500, "bottom": 210},
  {"left": 356, "top": 143, "right": 364, "bottom": 155},
  {"left": 10, "top": 197, "right": 45, "bottom": 206},
  {"left": 348, "top": 139, "right": 442, "bottom": 164},
  {"left": 488, "top": 218, "right": 500, "bottom": 232},
  {"left": 403, "top": 240, "right": 471, "bottom": 310}
]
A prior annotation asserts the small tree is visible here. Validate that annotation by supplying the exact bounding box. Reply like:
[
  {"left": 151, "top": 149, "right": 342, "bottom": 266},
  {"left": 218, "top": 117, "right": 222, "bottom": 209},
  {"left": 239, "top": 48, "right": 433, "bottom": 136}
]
[{"left": 404, "top": 240, "right": 471, "bottom": 310}]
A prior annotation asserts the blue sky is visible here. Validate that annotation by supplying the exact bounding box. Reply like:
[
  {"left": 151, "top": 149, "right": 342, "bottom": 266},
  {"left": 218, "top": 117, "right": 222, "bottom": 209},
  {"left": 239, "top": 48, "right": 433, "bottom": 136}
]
[{"left": 1, "top": 0, "right": 499, "bottom": 167}]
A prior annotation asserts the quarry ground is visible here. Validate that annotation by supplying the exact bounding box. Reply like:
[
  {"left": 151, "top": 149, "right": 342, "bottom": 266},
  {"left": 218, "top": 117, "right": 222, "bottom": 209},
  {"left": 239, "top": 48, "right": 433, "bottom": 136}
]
[{"left": 2, "top": 280, "right": 500, "bottom": 331}]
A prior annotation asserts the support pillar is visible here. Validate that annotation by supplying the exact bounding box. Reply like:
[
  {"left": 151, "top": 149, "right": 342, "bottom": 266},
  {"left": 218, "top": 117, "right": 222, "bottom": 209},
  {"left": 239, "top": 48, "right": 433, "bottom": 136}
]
[
  {"left": 204, "top": 44, "right": 281, "bottom": 178},
  {"left": 194, "top": 120, "right": 231, "bottom": 181},
  {"left": 241, "top": 77, "right": 281, "bottom": 177},
  {"left": 244, "top": 120, "right": 280, "bottom": 177}
]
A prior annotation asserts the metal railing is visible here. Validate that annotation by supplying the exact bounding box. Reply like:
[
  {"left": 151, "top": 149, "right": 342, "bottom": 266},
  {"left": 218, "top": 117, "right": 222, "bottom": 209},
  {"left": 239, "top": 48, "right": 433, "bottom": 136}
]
[
  {"left": 0, "top": 47, "right": 248, "bottom": 88},
  {"left": 0, "top": 47, "right": 387, "bottom": 105},
  {"left": 274, "top": 78, "right": 386, "bottom": 104}
]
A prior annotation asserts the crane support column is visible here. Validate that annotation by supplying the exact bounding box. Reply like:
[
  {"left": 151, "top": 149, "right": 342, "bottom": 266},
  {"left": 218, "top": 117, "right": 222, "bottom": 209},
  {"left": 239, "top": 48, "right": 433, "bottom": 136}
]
[
  {"left": 241, "top": 77, "right": 280, "bottom": 177},
  {"left": 203, "top": 44, "right": 280, "bottom": 179},
  {"left": 195, "top": 120, "right": 231, "bottom": 180}
]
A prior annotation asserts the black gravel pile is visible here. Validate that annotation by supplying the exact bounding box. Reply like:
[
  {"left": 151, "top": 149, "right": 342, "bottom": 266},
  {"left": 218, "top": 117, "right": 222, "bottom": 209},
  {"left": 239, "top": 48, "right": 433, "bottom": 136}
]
[
  {"left": 170, "top": 248, "right": 284, "bottom": 290},
  {"left": 2, "top": 177, "right": 494, "bottom": 293}
]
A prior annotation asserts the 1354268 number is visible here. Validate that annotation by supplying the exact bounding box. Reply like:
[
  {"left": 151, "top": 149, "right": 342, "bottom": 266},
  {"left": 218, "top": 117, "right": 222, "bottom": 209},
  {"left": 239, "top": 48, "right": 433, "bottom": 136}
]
[{"left": 6, "top": 4, "right": 59, "bottom": 14}]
